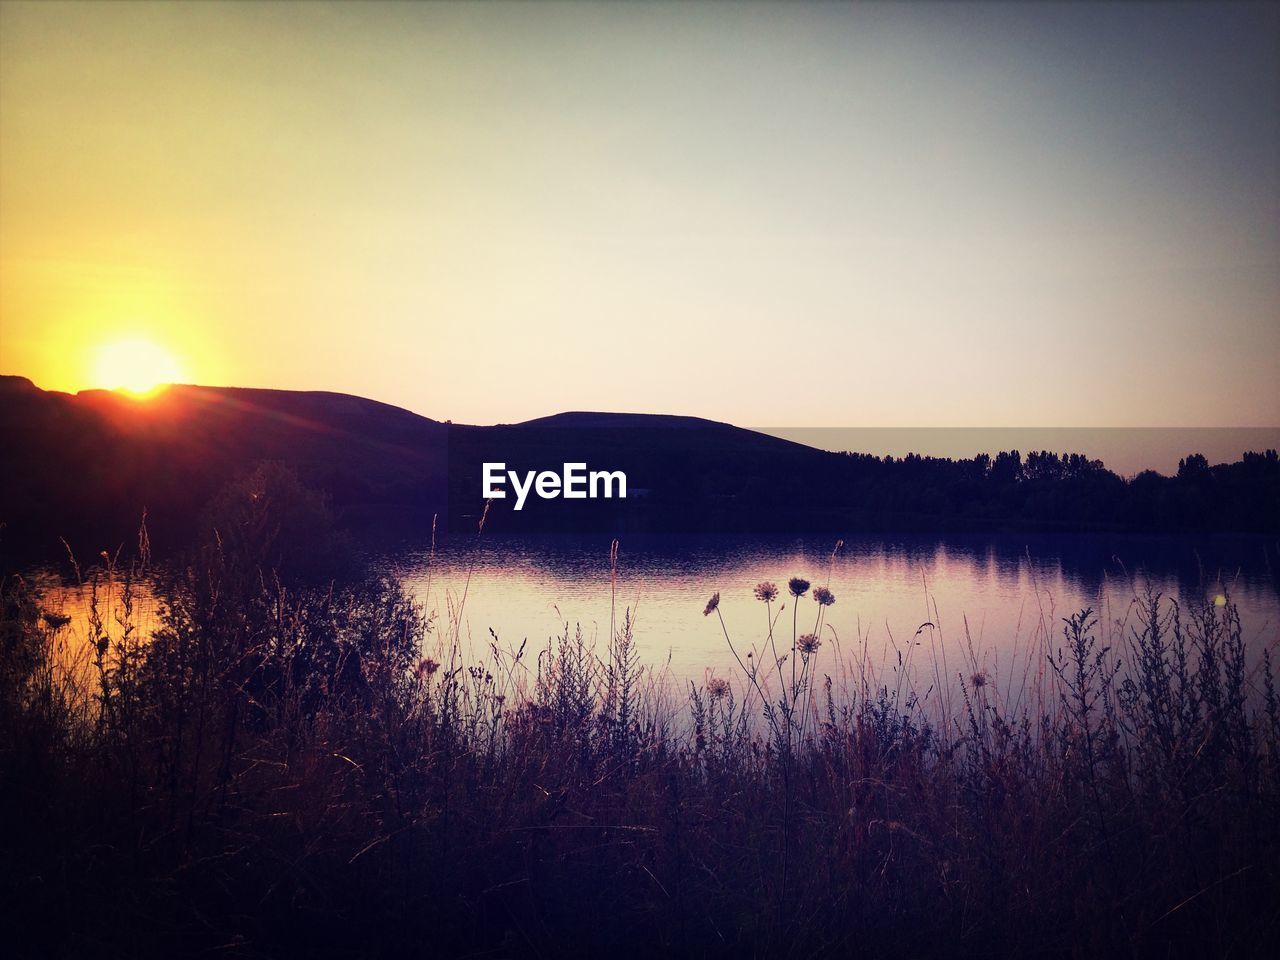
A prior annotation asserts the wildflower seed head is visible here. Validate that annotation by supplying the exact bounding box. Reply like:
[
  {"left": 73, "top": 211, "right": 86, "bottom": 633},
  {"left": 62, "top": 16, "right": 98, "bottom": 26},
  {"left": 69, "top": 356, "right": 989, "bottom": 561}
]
[
  {"left": 797, "top": 633, "right": 821, "bottom": 655},
  {"left": 754, "top": 581, "right": 779, "bottom": 603},
  {"left": 707, "top": 677, "right": 730, "bottom": 700},
  {"left": 970, "top": 671, "right": 988, "bottom": 689},
  {"left": 812, "top": 586, "right": 836, "bottom": 607},
  {"left": 703, "top": 592, "right": 721, "bottom": 617},
  {"left": 417, "top": 657, "right": 440, "bottom": 678},
  {"left": 788, "top": 577, "right": 811, "bottom": 598}
]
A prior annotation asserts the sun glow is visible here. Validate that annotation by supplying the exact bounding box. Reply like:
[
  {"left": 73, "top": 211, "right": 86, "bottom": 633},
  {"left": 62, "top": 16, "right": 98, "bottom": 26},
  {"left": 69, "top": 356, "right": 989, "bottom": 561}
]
[{"left": 91, "top": 337, "right": 186, "bottom": 396}]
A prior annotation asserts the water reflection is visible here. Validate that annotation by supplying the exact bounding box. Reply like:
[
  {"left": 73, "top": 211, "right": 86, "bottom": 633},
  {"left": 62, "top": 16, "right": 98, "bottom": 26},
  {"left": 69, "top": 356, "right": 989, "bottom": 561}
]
[
  {"left": 382, "top": 532, "right": 1280, "bottom": 687},
  {"left": 34, "top": 533, "right": 1279, "bottom": 696},
  {"left": 28, "top": 569, "right": 165, "bottom": 701}
]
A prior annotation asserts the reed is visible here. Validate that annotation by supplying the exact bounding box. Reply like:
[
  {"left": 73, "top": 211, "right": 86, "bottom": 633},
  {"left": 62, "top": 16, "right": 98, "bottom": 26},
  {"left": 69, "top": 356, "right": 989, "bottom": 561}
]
[{"left": 2, "top": 469, "right": 1276, "bottom": 958}]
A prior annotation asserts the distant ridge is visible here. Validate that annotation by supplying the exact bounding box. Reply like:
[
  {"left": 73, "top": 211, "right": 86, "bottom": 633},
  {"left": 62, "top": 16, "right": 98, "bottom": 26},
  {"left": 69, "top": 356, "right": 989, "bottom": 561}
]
[
  {"left": 0, "top": 375, "right": 447, "bottom": 557},
  {"left": 517, "top": 411, "right": 734, "bottom": 430},
  {"left": 0, "top": 376, "right": 837, "bottom": 554},
  {"left": 2, "top": 375, "right": 1277, "bottom": 563}
]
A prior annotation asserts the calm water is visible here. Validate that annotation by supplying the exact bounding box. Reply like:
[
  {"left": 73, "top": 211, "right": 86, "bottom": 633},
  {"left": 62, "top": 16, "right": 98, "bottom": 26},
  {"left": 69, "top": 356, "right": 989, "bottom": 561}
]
[
  {"left": 381, "top": 532, "right": 1280, "bottom": 690},
  {"left": 38, "top": 532, "right": 1280, "bottom": 698}
]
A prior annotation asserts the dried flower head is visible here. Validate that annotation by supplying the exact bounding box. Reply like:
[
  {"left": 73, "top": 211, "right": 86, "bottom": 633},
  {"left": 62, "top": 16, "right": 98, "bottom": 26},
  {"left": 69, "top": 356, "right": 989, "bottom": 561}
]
[
  {"left": 797, "top": 633, "right": 821, "bottom": 655},
  {"left": 788, "top": 577, "right": 811, "bottom": 598},
  {"left": 754, "top": 581, "right": 779, "bottom": 603},
  {"left": 707, "top": 677, "right": 731, "bottom": 700},
  {"left": 41, "top": 612, "right": 72, "bottom": 631},
  {"left": 812, "top": 586, "right": 836, "bottom": 607},
  {"left": 970, "top": 671, "right": 988, "bottom": 689},
  {"left": 703, "top": 592, "right": 720, "bottom": 617},
  {"left": 417, "top": 657, "right": 440, "bottom": 678}
]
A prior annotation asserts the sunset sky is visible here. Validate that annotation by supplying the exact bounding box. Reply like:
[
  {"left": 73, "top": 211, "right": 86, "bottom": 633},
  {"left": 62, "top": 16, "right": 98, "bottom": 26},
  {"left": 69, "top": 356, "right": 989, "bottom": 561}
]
[{"left": 1, "top": 0, "right": 1277, "bottom": 427}]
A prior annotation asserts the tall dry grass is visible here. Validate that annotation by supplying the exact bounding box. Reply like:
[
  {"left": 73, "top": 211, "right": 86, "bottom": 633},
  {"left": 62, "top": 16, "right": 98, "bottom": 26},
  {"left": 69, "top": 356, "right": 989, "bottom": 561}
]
[{"left": 2, "top": 468, "right": 1277, "bottom": 958}]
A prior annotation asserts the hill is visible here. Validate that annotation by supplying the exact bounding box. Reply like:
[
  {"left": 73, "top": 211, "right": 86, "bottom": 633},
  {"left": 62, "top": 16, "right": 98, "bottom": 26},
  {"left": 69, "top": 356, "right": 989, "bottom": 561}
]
[
  {"left": 0, "top": 376, "right": 449, "bottom": 558},
  {"left": 2, "top": 375, "right": 1277, "bottom": 563},
  {"left": 0, "top": 377, "right": 842, "bottom": 557}
]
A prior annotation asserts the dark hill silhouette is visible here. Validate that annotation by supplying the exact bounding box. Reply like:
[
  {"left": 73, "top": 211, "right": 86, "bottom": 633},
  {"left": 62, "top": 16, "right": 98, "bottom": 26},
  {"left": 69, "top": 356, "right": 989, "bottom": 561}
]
[
  {"left": 1, "top": 376, "right": 448, "bottom": 558},
  {"left": 0, "top": 377, "right": 842, "bottom": 554},
  {"left": 518, "top": 411, "right": 746, "bottom": 430},
  {"left": 2, "top": 375, "right": 1277, "bottom": 562}
]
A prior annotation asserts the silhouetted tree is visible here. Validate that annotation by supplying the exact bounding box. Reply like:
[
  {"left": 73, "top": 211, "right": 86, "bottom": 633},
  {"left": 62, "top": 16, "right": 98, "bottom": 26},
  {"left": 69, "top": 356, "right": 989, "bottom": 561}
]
[{"left": 1177, "top": 453, "right": 1210, "bottom": 480}]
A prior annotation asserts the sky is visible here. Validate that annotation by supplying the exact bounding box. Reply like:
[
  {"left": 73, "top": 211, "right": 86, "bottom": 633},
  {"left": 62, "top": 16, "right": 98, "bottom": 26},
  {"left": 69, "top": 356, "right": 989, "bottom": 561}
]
[{"left": 1, "top": 0, "right": 1277, "bottom": 427}]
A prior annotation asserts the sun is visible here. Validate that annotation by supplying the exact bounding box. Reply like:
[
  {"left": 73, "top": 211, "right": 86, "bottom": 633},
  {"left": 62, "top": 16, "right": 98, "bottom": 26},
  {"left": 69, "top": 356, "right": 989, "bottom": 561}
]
[{"left": 91, "top": 337, "right": 186, "bottom": 396}]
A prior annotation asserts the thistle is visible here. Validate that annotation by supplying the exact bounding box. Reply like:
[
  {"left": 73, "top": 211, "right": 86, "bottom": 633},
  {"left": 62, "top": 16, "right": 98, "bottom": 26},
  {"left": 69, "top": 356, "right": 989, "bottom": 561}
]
[{"left": 754, "top": 581, "right": 779, "bottom": 603}]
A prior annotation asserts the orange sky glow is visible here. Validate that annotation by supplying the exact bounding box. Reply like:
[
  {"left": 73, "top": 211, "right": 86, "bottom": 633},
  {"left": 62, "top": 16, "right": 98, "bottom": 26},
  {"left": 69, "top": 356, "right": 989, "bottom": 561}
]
[{"left": 1, "top": 1, "right": 1277, "bottom": 426}]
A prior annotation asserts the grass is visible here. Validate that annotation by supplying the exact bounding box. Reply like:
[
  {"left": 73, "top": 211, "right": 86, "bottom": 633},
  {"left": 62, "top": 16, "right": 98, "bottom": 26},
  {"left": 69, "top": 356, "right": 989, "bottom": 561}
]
[{"left": 2, "top": 468, "right": 1278, "bottom": 959}]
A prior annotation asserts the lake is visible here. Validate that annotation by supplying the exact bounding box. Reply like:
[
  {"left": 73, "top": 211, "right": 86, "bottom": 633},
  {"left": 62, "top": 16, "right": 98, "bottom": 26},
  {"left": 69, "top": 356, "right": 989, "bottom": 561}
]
[
  {"left": 36, "top": 531, "right": 1280, "bottom": 704},
  {"left": 380, "top": 531, "right": 1280, "bottom": 698}
]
